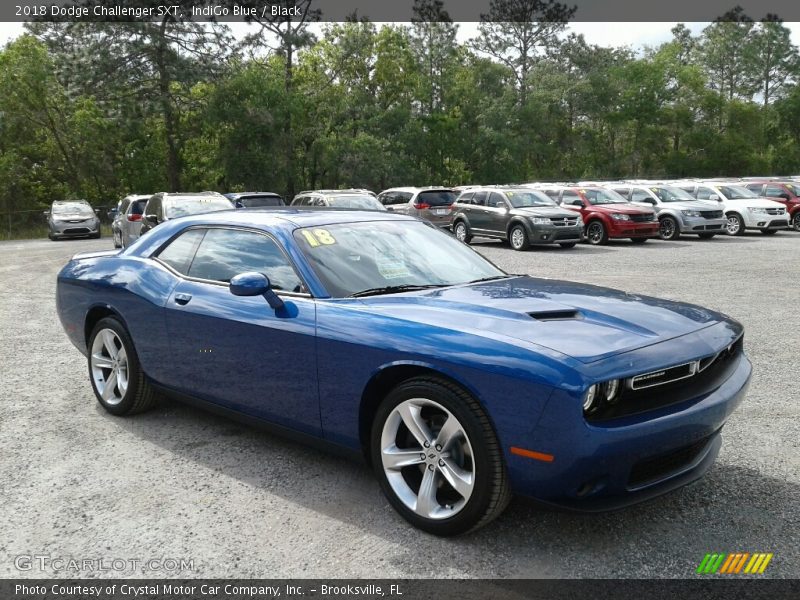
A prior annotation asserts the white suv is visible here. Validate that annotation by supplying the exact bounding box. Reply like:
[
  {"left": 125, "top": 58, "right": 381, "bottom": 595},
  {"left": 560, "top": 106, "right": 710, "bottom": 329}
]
[{"left": 673, "top": 181, "right": 788, "bottom": 235}]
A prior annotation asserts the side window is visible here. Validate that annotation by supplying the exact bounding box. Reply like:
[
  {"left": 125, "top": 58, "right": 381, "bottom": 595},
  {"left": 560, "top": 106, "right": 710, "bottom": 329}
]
[
  {"left": 312, "top": 197, "right": 326, "bottom": 207},
  {"left": 398, "top": 192, "right": 414, "bottom": 205},
  {"left": 489, "top": 192, "right": 506, "bottom": 208},
  {"left": 562, "top": 191, "right": 582, "bottom": 206},
  {"left": 613, "top": 188, "right": 630, "bottom": 200},
  {"left": 631, "top": 189, "right": 653, "bottom": 203},
  {"left": 472, "top": 191, "right": 487, "bottom": 207},
  {"left": 765, "top": 185, "right": 785, "bottom": 198},
  {"left": 157, "top": 229, "right": 205, "bottom": 275},
  {"left": 695, "top": 187, "right": 715, "bottom": 200},
  {"left": 187, "top": 228, "right": 304, "bottom": 293},
  {"left": 457, "top": 192, "right": 473, "bottom": 204},
  {"left": 746, "top": 184, "right": 764, "bottom": 194},
  {"left": 542, "top": 190, "right": 560, "bottom": 201},
  {"left": 119, "top": 199, "right": 130, "bottom": 214},
  {"left": 292, "top": 196, "right": 306, "bottom": 206}
]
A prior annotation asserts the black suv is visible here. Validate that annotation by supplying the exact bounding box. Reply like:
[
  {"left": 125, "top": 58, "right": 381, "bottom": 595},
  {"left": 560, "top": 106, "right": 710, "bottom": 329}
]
[
  {"left": 290, "top": 189, "right": 385, "bottom": 211},
  {"left": 451, "top": 186, "right": 583, "bottom": 250}
]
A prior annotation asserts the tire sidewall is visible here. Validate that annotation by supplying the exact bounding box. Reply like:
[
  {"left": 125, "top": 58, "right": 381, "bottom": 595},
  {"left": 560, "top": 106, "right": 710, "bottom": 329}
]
[
  {"left": 370, "top": 380, "right": 497, "bottom": 536},
  {"left": 454, "top": 221, "right": 470, "bottom": 243},
  {"left": 88, "top": 317, "right": 143, "bottom": 416},
  {"left": 586, "top": 221, "right": 606, "bottom": 245},
  {"left": 659, "top": 216, "right": 678, "bottom": 240},
  {"left": 509, "top": 224, "right": 527, "bottom": 251},
  {"left": 726, "top": 213, "right": 744, "bottom": 235}
]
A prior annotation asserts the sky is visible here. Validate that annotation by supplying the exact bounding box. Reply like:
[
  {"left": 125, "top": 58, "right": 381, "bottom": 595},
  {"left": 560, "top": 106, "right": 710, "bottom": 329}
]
[{"left": 2, "top": 20, "right": 800, "bottom": 53}]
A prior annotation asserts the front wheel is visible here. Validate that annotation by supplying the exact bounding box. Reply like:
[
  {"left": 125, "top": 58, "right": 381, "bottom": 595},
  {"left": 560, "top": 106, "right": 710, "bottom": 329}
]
[
  {"left": 659, "top": 216, "right": 680, "bottom": 240},
  {"left": 453, "top": 221, "right": 472, "bottom": 244},
  {"left": 508, "top": 224, "right": 529, "bottom": 251},
  {"left": 88, "top": 317, "right": 158, "bottom": 416},
  {"left": 371, "top": 377, "right": 511, "bottom": 536},
  {"left": 585, "top": 221, "right": 608, "bottom": 245},
  {"left": 726, "top": 213, "right": 745, "bottom": 236},
  {"left": 792, "top": 212, "right": 800, "bottom": 232}
]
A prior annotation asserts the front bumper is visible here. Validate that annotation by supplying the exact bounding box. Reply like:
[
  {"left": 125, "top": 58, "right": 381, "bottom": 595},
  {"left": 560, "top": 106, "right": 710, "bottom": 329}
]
[
  {"left": 505, "top": 330, "right": 751, "bottom": 511},
  {"left": 742, "top": 212, "right": 788, "bottom": 229},
  {"left": 608, "top": 222, "right": 660, "bottom": 238},
  {"left": 681, "top": 215, "right": 727, "bottom": 234},
  {"left": 528, "top": 224, "right": 583, "bottom": 245},
  {"left": 50, "top": 220, "right": 100, "bottom": 238}
]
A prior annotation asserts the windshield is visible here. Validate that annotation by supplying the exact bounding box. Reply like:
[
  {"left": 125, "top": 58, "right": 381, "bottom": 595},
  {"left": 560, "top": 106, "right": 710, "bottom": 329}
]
[
  {"left": 239, "top": 195, "right": 283, "bottom": 208},
  {"left": 327, "top": 195, "right": 386, "bottom": 210},
  {"left": 581, "top": 188, "right": 627, "bottom": 205},
  {"left": 417, "top": 190, "right": 456, "bottom": 207},
  {"left": 505, "top": 190, "right": 557, "bottom": 208},
  {"left": 165, "top": 196, "right": 232, "bottom": 218},
  {"left": 716, "top": 185, "right": 759, "bottom": 200},
  {"left": 52, "top": 202, "right": 94, "bottom": 216},
  {"left": 294, "top": 221, "right": 506, "bottom": 298},
  {"left": 651, "top": 187, "right": 697, "bottom": 202}
]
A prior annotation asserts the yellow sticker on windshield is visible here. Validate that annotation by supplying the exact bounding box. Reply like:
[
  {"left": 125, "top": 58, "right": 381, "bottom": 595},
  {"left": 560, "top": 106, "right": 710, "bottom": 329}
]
[{"left": 301, "top": 229, "right": 337, "bottom": 247}]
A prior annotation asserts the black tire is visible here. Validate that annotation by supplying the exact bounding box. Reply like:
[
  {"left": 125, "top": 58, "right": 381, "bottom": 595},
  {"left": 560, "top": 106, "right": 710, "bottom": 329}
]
[
  {"left": 698, "top": 233, "right": 716, "bottom": 239},
  {"left": 584, "top": 220, "right": 608, "bottom": 245},
  {"left": 87, "top": 317, "right": 158, "bottom": 416},
  {"left": 559, "top": 242, "right": 577, "bottom": 249},
  {"left": 725, "top": 213, "right": 745, "bottom": 236},
  {"left": 48, "top": 233, "right": 57, "bottom": 241},
  {"left": 113, "top": 232, "right": 121, "bottom": 248},
  {"left": 658, "top": 216, "right": 680, "bottom": 240},
  {"left": 508, "top": 224, "right": 529, "bottom": 251},
  {"left": 630, "top": 238, "right": 648, "bottom": 244},
  {"left": 761, "top": 229, "right": 778, "bottom": 235},
  {"left": 370, "top": 377, "right": 511, "bottom": 536},
  {"left": 792, "top": 212, "right": 800, "bottom": 232},
  {"left": 453, "top": 220, "right": 472, "bottom": 244}
]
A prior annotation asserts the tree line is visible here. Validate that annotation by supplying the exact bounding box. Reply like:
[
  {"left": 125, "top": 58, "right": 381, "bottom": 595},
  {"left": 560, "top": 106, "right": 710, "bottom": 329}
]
[{"left": 2, "top": 0, "right": 800, "bottom": 217}]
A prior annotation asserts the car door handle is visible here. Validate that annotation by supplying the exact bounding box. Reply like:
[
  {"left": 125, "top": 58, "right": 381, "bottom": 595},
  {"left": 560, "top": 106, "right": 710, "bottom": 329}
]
[
  {"left": 386, "top": 207, "right": 394, "bottom": 211},
  {"left": 174, "top": 293, "right": 192, "bottom": 305}
]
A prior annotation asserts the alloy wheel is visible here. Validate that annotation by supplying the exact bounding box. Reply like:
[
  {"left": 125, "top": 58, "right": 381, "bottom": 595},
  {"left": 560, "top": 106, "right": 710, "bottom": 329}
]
[
  {"left": 726, "top": 215, "right": 742, "bottom": 235},
  {"left": 587, "top": 222, "right": 604, "bottom": 244},
  {"left": 659, "top": 218, "right": 676, "bottom": 240},
  {"left": 380, "top": 398, "right": 475, "bottom": 520},
  {"left": 793, "top": 213, "right": 800, "bottom": 232},
  {"left": 90, "top": 328, "right": 129, "bottom": 406},
  {"left": 454, "top": 223, "right": 467, "bottom": 242},
  {"left": 510, "top": 227, "right": 525, "bottom": 250}
]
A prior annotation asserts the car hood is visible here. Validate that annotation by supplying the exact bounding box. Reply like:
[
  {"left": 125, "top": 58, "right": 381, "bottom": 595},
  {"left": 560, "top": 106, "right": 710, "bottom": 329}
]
[
  {"left": 512, "top": 206, "right": 578, "bottom": 218},
  {"left": 352, "top": 276, "right": 725, "bottom": 363},
  {"left": 588, "top": 204, "right": 654, "bottom": 215},
  {"left": 53, "top": 213, "right": 94, "bottom": 220},
  {"left": 631, "top": 200, "right": 720, "bottom": 211},
  {"left": 722, "top": 198, "right": 785, "bottom": 208}
]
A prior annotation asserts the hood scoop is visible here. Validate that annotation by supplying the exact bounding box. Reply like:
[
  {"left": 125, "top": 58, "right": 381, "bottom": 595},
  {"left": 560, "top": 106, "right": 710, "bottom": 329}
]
[{"left": 528, "top": 309, "right": 582, "bottom": 321}]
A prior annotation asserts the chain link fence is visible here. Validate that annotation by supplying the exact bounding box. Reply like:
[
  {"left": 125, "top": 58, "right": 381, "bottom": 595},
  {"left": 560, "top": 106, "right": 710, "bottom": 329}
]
[{"left": 0, "top": 206, "right": 116, "bottom": 241}]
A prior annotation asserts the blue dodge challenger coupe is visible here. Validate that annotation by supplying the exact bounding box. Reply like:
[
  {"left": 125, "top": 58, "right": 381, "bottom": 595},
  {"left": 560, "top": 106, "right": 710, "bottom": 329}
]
[{"left": 56, "top": 209, "right": 751, "bottom": 535}]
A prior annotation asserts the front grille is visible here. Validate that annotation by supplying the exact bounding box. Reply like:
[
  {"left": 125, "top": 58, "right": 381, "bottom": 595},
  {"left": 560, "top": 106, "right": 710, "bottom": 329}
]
[
  {"left": 628, "top": 434, "right": 713, "bottom": 488},
  {"left": 766, "top": 208, "right": 784, "bottom": 215},
  {"left": 63, "top": 228, "right": 91, "bottom": 234},
  {"left": 554, "top": 231, "right": 581, "bottom": 240},
  {"left": 629, "top": 213, "right": 654, "bottom": 223},
  {"left": 702, "top": 210, "right": 723, "bottom": 219},
  {"left": 551, "top": 217, "right": 580, "bottom": 227},
  {"left": 586, "top": 336, "right": 743, "bottom": 422}
]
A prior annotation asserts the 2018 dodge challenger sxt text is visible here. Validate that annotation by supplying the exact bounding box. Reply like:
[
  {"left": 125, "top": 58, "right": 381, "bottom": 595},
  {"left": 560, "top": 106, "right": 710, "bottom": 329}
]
[{"left": 56, "top": 210, "right": 751, "bottom": 535}]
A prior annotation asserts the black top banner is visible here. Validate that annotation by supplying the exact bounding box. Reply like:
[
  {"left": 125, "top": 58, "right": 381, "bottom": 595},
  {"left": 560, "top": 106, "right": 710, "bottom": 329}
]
[{"left": 5, "top": 0, "right": 800, "bottom": 23}]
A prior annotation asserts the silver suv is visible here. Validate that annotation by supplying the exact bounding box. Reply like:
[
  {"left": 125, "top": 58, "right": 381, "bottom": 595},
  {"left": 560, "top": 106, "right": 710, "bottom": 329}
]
[
  {"left": 377, "top": 187, "right": 456, "bottom": 228},
  {"left": 608, "top": 184, "right": 727, "bottom": 240},
  {"left": 111, "top": 194, "right": 151, "bottom": 248}
]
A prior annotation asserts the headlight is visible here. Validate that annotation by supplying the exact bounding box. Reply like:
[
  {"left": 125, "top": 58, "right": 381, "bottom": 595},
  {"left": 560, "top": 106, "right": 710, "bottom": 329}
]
[
  {"left": 681, "top": 210, "right": 702, "bottom": 217},
  {"left": 531, "top": 217, "right": 551, "bottom": 225},
  {"left": 748, "top": 207, "right": 767, "bottom": 214},
  {"left": 610, "top": 213, "right": 630, "bottom": 221},
  {"left": 575, "top": 216, "right": 584, "bottom": 225},
  {"left": 602, "top": 379, "right": 620, "bottom": 403},
  {"left": 583, "top": 384, "right": 599, "bottom": 412}
]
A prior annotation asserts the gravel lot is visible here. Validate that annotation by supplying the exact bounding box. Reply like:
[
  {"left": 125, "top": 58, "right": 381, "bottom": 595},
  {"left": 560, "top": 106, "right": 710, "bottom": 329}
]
[{"left": 0, "top": 232, "right": 798, "bottom": 579}]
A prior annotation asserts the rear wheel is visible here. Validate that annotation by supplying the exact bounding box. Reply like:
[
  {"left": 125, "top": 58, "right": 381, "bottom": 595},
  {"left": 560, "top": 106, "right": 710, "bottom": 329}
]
[
  {"left": 453, "top": 221, "right": 472, "bottom": 244},
  {"left": 371, "top": 377, "right": 510, "bottom": 536},
  {"left": 509, "top": 224, "right": 529, "bottom": 251},
  {"left": 726, "top": 213, "right": 745, "bottom": 236},
  {"left": 792, "top": 213, "right": 800, "bottom": 232},
  {"left": 88, "top": 317, "right": 158, "bottom": 416},
  {"left": 659, "top": 216, "right": 680, "bottom": 240},
  {"left": 585, "top": 221, "right": 608, "bottom": 245}
]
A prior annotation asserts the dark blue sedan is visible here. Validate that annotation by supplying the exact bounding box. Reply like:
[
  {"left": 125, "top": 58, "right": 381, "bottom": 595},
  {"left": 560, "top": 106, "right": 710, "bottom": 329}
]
[{"left": 56, "top": 210, "right": 751, "bottom": 535}]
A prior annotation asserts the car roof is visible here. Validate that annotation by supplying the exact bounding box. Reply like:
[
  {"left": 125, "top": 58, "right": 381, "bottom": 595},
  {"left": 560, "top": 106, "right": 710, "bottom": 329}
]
[
  {"left": 225, "top": 192, "right": 282, "bottom": 199},
  {"left": 163, "top": 208, "right": 417, "bottom": 230},
  {"left": 52, "top": 199, "right": 90, "bottom": 205},
  {"left": 381, "top": 186, "right": 454, "bottom": 193}
]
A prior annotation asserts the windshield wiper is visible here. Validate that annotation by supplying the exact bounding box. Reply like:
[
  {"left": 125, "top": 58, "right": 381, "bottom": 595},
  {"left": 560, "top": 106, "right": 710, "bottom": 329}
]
[
  {"left": 350, "top": 284, "right": 449, "bottom": 298},
  {"left": 465, "top": 275, "right": 515, "bottom": 284}
]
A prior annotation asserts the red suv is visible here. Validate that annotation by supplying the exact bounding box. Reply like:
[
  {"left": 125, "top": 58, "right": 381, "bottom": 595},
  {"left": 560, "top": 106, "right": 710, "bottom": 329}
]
[
  {"left": 536, "top": 185, "right": 659, "bottom": 245},
  {"left": 744, "top": 181, "right": 800, "bottom": 231}
]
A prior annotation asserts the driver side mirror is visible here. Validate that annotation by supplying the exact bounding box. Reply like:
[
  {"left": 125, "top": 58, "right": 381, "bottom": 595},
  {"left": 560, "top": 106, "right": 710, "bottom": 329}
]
[
  {"left": 707, "top": 194, "right": 720, "bottom": 201},
  {"left": 494, "top": 200, "right": 507, "bottom": 209},
  {"left": 145, "top": 214, "right": 159, "bottom": 225},
  {"left": 230, "top": 271, "right": 284, "bottom": 310}
]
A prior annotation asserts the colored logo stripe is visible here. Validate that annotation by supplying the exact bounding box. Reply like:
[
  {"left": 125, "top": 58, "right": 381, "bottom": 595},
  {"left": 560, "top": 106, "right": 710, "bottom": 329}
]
[{"left": 697, "top": 553, "right": 773, "bottom": 574}]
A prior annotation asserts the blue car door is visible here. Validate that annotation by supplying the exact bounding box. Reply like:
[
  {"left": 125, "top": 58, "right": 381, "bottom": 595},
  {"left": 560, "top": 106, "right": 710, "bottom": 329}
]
[{"left": 157, "top": 226, "right": 320, "bottom": 435}]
